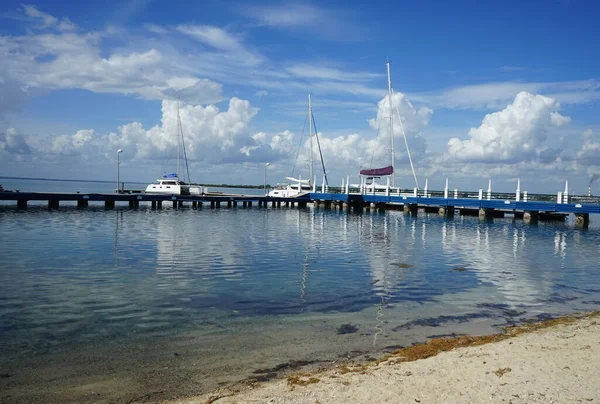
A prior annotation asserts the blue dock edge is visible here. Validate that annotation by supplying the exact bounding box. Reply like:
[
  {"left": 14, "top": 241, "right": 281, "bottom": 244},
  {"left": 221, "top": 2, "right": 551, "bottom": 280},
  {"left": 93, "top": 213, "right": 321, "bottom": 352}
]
[{"left": 309, "top": 193, "right": 600, "bottom": 215}]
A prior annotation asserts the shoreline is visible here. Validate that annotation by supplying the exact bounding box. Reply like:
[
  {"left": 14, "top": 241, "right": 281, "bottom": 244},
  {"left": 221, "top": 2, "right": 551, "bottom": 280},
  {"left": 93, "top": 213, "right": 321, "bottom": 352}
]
[{"left": 175, "top": 311, "right": 600, "bottom": 404}]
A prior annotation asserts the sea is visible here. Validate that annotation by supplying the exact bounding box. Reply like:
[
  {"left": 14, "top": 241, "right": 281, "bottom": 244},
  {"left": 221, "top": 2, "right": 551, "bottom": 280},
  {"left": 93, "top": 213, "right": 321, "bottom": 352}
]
[{"left": 1, "top": 178, "right": 600, "bottom": 403}]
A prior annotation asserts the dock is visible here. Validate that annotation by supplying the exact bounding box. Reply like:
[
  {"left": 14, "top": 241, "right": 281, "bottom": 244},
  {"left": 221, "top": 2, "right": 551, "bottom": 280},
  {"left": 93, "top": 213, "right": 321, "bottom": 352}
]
[{"left": 1, "top": 187, "right": 598, "bottom": 227}]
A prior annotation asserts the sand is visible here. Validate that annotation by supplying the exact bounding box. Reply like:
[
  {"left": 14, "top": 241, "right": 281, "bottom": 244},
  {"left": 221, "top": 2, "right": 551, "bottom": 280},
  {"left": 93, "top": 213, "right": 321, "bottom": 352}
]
[{"left": 176, "top": 312, "right": 600, "bottom": 404}]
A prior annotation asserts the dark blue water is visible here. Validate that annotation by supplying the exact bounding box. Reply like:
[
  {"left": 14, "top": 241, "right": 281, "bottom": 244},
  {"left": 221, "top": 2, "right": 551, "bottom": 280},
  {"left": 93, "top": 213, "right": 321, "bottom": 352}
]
[{"left": 1, "top": 179, "right": 600, "bottom": 402}]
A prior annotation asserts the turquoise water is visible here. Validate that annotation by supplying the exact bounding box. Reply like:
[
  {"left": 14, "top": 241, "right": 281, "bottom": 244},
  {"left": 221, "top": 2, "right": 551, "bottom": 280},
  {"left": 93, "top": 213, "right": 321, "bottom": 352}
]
[{"left": 1, "top": 179, "right": 600, "bottom": 403}]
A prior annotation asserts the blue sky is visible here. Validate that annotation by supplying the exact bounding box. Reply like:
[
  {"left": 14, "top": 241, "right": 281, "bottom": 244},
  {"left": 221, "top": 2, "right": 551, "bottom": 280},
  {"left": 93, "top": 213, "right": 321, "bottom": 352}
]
[{"left": 1, "top": 0, "right": 599, "bottom": 193}]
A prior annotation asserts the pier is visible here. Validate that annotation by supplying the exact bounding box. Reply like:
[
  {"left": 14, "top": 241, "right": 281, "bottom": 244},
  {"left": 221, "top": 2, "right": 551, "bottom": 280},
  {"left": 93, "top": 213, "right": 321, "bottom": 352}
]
[{"left": 1, "top": 179, "right": 599, "bottom": 227}]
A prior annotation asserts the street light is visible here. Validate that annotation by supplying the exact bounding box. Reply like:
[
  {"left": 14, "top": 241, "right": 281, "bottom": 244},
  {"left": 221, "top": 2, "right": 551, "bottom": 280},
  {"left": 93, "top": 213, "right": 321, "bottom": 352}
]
[
  {"left": 264, "top": 162, "right": 270, "bottom": 196},
  {"left": 117, "top": 149, "right": 123, "bottom": 193}
]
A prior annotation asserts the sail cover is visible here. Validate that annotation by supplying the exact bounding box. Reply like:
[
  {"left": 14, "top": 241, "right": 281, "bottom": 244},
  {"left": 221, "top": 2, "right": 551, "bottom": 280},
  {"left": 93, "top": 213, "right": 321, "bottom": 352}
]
[
  {"left": 163, "top": 173, "right": 178, "bottom": 179},
  {"left": 359, "top": 165, "right": 393, "bottom": 176}
]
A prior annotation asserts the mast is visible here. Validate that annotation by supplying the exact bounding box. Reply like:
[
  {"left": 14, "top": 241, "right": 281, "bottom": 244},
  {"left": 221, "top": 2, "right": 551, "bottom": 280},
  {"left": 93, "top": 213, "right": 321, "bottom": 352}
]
[
  {"left": 308, "top": 93, "right": 314, "bottom": 184},
  {"left": 386, "top": 60, "right": 395, "bottom": 187},
  {"left": 176, "top": 98, "right": 180, "bottom": 180}
]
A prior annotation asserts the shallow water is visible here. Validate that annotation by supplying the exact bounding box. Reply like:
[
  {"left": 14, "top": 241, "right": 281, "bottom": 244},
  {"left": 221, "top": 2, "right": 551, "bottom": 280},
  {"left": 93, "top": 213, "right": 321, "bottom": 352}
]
[{"left": 1, "top": 182, "right": 600, "bottom": 403}]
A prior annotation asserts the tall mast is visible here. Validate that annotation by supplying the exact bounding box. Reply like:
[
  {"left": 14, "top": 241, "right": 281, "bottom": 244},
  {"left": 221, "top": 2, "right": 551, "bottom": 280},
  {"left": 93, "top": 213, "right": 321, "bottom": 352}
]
[
  {"left": 308, "top": 93, "right": 314, "bottom": 184},
  {"left": 176, "top": 98, "right": 180, "bottom": 179},
  {"left": 386, "top": 61, "right": 395, "bottom": 187}
]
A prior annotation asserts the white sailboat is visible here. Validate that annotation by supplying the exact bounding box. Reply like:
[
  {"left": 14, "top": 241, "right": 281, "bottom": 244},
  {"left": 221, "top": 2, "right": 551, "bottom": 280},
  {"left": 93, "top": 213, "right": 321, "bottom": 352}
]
[
  {"left": 269, "top": 93, "right": 328, "bottom": 198},
  {"left": 356, "top": 61, "right": 419, "bottom": 194},
  {"left": 145, "top": 100, "right": 203, "bottom": 195}
]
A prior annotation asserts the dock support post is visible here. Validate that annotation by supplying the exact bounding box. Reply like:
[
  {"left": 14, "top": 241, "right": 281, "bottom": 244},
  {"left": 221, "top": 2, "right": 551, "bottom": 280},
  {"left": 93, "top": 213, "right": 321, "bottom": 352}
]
[
  {"left": 77, "top": 199, "right": 88, "bottom": 208},
  {"left": 48, "top": 200, "right": 59, "bottom": 209},
  {"left": 404, "top": 204, "right": 418, "bottom": 215},
  {"left": 152, "top": 201, "right": 157, "bottom": 209},
  {"left": 271, "top": 200, "right": 276, "bottom": 207},
  {"left": 192, "top": 201, "right": 197, "bottom": 208},
  {"left": 227, "top": 200, "right": 232, "bottom": 208},
  {"left": 233, "top": 201, "right": 237, "bottom": 207},
  {"left": 285, "top": 201, "right": 289, "bottom": 207},
  {"left": 479, "top": 208, "right": 494, "bottom": 219},
  {"left": 575, "top": 213, "right": 589, "bottom": 227},
  {"left": 242, "top": 201, "right": 247, "bottom": 208},
  {"left": 376, "top": 202, "right": 386, "bottom": 211},
  {"left": 277, "top": 201, "right": 281, "bottom": 207},
  {"left": 173, "top": 201, "right": 178, "bottom": 209},
  {"left": 105, "top": 200, "right": 115, "bottom": 209},
  {"left": 216, "top": 201, "right": 221, "bottom": 208},
  {"left": 157, "top": 201, "right": 162, "bottom": 209},
  {"left": 17, "top": 199, "right": 27, "bottom": 209},
  {"left": 439, "top": 206, "right": 455, "bottom": 217},
  {"left": 210, "top": 201, "right": 215, "bottom": 209},
  {"left": 248, "top": 201, "right": 253, "bottom": 207},
  {"left": 129, "top": 200, "right": 135, "bottom": 208},
  {"left": 523, "top": 210, "right": 539, "bottom": 224}
]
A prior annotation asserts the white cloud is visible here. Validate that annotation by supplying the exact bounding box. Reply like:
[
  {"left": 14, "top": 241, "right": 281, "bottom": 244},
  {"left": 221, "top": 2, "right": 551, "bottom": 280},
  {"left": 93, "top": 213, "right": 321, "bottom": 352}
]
[
  {"left": 286, "top": 64, "right": 381, "bottom": 82},
  {"left": 575, "top": 129, "right": 600, "bottom": 167},
  {"left": 176, "top": 24, "right": 264, "bottom": 67},
  {"left": 241, "top": 2, "right": 363, "bottom": 41},
  {"left": 411, "top": 80, "right": 600, "bottom": 110},
  {"left": 0, "top": 128, "right": 32, "bottom": 157},
  {"left": 445, "top": 92, "right": 570, "bottom": 164},
  {"left": 255, "top": 90, "right": 269, "bottom": 97},
  {"left": 23, "top": 4, "right": 58, "bottom": 29},
  {"left": 550, "top": 111, "right": 571, "bottom": 127}
]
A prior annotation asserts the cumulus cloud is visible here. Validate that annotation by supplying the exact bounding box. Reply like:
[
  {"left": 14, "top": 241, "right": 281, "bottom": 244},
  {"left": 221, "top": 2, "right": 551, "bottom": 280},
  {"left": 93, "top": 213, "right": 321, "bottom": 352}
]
[
  {"left": 445, "top": 92, "right": 570, "bottom": 164},
  {"left": 106, "top": 97, "right": 292, "bottom": 167},
  {"left": 289, "top": 92, "right": 432, "bottom": 181},
  {"left": 0, "top": 128, "right": 32, "bottom": 157},
  {"left": 575, "top": 129, "right": 600, "bottom": 167}
]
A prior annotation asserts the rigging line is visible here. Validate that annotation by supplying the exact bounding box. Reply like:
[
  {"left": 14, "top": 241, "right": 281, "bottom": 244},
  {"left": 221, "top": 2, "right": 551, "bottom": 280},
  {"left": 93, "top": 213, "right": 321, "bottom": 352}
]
[
  {"left": 178, "top": 109, "right": 191, "bottom": 183},
  {"left": 392, "top": 89, "right": 419, "bottom": 189},
  {"left": 311, "top": 111, "right": 328, "bottom": 186},
  {"left": 291, "top": 112, "right": 309, "bottom": 179}
]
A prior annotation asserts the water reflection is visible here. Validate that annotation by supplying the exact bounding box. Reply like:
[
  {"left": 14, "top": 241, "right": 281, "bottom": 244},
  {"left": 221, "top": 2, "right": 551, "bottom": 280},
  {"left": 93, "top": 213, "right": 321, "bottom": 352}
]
[{"left": 1, "top": 206, "right": 600, "bottom": 359}]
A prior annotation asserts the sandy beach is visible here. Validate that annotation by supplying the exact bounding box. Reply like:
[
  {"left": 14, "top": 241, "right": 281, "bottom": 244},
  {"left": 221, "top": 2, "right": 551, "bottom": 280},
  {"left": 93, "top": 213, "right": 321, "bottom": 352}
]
[{"left": 175, "top": 312, "right": 600, "bottom": 404}]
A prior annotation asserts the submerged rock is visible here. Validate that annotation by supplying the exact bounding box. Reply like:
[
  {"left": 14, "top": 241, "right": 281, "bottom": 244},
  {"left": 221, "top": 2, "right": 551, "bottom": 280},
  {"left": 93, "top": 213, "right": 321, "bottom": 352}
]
[
  {"left": 337, "top": 323, "right": 359, "bottom": 334},
  {"left": 390, "top": 262, "right": 413, "bottom": 269}
]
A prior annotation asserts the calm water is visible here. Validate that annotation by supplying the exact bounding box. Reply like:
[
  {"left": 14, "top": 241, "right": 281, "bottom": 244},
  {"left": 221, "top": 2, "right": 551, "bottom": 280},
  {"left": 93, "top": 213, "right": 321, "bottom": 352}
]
[{"left": 1, "top": 179, "right": 600, "bottom": 403}]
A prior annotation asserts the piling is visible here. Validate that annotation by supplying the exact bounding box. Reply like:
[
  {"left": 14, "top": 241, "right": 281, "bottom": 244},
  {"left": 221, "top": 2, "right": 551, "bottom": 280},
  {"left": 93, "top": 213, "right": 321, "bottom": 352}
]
[
  {"left": 404, "top": 204, "right": 418, "bottom": 215},
  {"left": 17, "top": 199, "right": 27, "bottom": 209},
  {"left": 104, "top": 200, "right": 115, "bottom": 209},
  {"left": 439, "top": 206, "right": 455, "bottom": 217},
  {"left": 151, "top": 201, "right": 157, "bottom": 209},
  {"left": 575, "top": 213, "right": 590, "bottom": 227},
  {"left": 524, "top": 210, "right": 539, "bottom": 224},
  {"left": 227, "top": 200, "right": 232, "bottom": 208},
  {"left": 478, "top": 208, "right": 495, "bottom": 219},
  {"left": 156, "top": 201, "right": 162, "bottom": 209},
  {"left": 210, "top": 201, "right": 215, "bottom": 209}
]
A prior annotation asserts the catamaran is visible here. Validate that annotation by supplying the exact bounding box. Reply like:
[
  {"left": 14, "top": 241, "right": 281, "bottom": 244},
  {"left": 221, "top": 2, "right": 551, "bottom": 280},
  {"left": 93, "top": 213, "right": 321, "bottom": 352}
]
[
  {"left": 145, "top": 100, "right": 203, "bottom": 195},
  {"left": 269, "top": 94, "right": 328, "bottom": 198},
  {"left": 355, "top": 61, "right": 419, "bottom": 195}
]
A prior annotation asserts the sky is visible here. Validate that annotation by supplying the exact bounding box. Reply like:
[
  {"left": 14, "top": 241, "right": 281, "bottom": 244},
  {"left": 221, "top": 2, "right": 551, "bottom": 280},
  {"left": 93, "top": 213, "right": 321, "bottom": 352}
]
[{"left": 1, "top": 0, "right": 599, "bottom": 193}]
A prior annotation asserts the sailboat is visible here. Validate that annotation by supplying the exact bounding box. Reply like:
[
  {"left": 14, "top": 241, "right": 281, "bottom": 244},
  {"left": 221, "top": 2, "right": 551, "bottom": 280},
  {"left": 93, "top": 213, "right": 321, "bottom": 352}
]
[
  {"left": 145, "top": 100, "right": 203, "bottom": 195},
  {"left": 357, "top": 61, "right": 419, "bottom": 194},
  {"left": 268, "top": 94, "right": 328, "bottom": 198}
]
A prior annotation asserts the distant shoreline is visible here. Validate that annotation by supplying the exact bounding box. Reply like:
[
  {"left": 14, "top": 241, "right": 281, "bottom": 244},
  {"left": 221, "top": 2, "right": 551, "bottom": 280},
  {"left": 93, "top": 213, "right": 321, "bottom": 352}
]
[{"left": 0, "top": 176, "right": 267, "bottom": 189}]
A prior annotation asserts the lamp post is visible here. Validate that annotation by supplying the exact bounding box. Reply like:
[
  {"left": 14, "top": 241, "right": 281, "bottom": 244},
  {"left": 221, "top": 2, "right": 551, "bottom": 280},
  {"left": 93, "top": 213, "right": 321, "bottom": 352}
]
[
  {"left": 117, "top": 149, "right": 123, "bottom": 193},
  {"left": 264, "top": 162, "right": 270, "bottom": 196}
]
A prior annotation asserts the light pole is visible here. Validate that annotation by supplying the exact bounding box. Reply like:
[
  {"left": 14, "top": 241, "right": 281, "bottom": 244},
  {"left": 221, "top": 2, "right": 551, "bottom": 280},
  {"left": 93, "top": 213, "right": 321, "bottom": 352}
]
[
  {"left": 117, "top": 149, "right": 123, "bottom": 193},
  {"left": 264, "top": 162, "right": 270, "bottom": 196}
]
